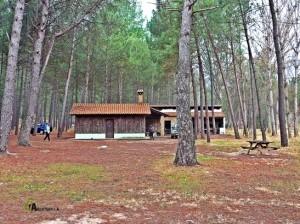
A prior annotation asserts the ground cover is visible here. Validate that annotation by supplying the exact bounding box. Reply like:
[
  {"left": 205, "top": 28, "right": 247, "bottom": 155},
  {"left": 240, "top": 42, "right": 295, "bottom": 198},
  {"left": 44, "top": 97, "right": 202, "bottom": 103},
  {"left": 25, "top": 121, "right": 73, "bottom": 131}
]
[{"left": 0, "top": 132, "right": 299, "bottom": 223}]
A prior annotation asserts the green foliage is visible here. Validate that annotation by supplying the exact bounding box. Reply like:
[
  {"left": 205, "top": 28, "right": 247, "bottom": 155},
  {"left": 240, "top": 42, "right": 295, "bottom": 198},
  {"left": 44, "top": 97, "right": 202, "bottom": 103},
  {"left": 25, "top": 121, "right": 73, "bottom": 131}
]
[
  {"left": 50, "top": 0, "right": 160, "bottom": 103},
  {"left": 147, "top": 6, "right": 180, "bottom": 75}
]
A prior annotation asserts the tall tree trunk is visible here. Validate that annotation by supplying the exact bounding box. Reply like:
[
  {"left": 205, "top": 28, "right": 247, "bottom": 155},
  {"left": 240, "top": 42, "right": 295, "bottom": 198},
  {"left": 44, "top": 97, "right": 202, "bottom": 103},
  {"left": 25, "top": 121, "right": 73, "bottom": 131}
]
[
  {"left": 268, "top": 67, "right": 276, "bottom": 136},
  {"left": 57, "top": 31, "right": 76, "bottom": 138},
  {"left": 204, "top": 16, "right": 240, "bottom": 139},
  {"left": 104, "top": 60, "right": 109, "bottom": 103},
  {"left": 151, "top": 73, "right": 154, "bottom": 104},
  {"left": 18, "top": 0, "right": 49, "bottom": 146},
  {"left": 33, "top": 94, "right": 41, "bottom": 135},
  {"left": 294, "top": 64, "right": 299, "bottom": 137},
  {"left": 250, "top": 65, "right": 257, "bottom": 140},
  {"left": 199, "top": 71, "right": 205, "bottom": 139},
  {"left": 194, "top": 35, "right": 205, "bottom": 139},
  {"left": 43, "top": 89, "right": 48, "bottom": 122},
  {"left": 0, "top": 48, "right": 5, "bottom": 110},
  {"left": 11, "top": 67, "right": 19, "bottom": 131},
  {"left": 48, "top": 89, "right": 54, "bottom": 126},
  {"left": 84, "top": 38, "right": 91, "bottom": 103},
  {"left": 238, "top": 54, "right": 248, "bottom": 132},
  {"left": 194, "top": 34, "right": 210, "bottom": 142},
  {"left": 0, "top": 0, "right": 26, "bottom": 153},
  {"left": 230, "top": 36, "right": 248, "bottom": 137},
  {"left": 168, "top": 79, "right": 172, "bottom": 105},
  {"left": 15, "top": 67, "right": 24, "bottom": 135},
  {"left": 269, "top": 0, "right": 288, "bottom": 146},
  {"left": 174, "top": 0, "right": 198, "bottom": 166},
  {"left": 274, "top": 101, "right": 278, "bottom": 135},
  {"left": 39, "top": 37, "right": 55, "bottom": 87},
  {"left": 266, "top": 41, "right": 276, "bottom": 136},
  {"left": 285, "top": 77, "right": 292, "bottom": 138},
  {"left": 75, "top": 57, "right": 79, "bottom": 103},
  {"left": 53, "top": 87, "right": 58, "bottom": 129},
  {"left": 119, "top": 71, "right": 123, "bottom": 103},
  {"left": 191, "top": 64, "right": 199, "bottom": 138},
  {"left": 202, "top": 65, "right": 211, "bottom": 142},
  {"left": 204, "top": 40, "right": 217, "bottom": 134},
  {"left": 240, "top": 1, "right": 266, "bottom": 141},
  {"left": 0, "top": 48, "right": 5, "bottom": 83}
]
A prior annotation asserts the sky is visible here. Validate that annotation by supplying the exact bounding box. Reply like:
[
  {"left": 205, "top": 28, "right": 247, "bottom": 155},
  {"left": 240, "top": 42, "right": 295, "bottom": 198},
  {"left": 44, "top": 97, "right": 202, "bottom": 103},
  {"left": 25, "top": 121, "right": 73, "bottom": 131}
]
[{"left": 137, "top": 0, "right": 156, "bottom": 21}]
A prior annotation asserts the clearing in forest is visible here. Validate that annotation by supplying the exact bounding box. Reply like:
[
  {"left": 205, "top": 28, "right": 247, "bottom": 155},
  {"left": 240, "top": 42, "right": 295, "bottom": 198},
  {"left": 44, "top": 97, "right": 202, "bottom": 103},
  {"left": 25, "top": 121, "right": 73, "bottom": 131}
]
[{"left": 0, "top": 133, "right": 299, "bottom": 223}]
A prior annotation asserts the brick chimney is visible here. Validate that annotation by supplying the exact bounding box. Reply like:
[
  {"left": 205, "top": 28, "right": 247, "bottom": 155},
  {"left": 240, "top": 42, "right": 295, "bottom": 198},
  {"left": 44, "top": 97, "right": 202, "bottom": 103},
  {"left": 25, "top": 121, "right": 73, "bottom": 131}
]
[{"left": 137, "top": 89, "right": 144, "bottom": 104}]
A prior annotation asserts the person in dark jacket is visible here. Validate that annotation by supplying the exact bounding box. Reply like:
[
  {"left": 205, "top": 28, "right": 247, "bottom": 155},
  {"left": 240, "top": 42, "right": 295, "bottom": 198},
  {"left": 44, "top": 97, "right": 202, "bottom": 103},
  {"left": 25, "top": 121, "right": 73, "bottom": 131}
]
[{"left": 43, "top": 123, "right": 51, "bottom": 141}]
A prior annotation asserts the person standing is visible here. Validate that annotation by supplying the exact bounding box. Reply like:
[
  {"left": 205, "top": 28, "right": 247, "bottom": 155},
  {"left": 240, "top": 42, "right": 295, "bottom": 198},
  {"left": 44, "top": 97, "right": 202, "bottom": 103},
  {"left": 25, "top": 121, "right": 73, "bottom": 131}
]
[
  {"left": 149, "top": 125, "right": 155, "bottom": 140},
  {"left": 44, "top": 123, "right": 51, "bottom": 141}
]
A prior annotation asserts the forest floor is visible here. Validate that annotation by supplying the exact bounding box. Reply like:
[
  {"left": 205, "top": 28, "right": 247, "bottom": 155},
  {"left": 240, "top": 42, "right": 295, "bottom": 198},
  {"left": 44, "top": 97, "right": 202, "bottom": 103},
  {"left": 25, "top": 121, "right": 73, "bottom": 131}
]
[{"left": 0, "top": 132, "right": 300, "bottom": 223}]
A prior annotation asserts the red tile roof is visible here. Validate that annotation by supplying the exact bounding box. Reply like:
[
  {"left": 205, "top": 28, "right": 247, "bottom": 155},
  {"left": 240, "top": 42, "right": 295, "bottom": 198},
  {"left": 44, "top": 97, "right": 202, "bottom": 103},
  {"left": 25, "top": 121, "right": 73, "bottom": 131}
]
[{"left": 70, "top": 103, "right": 151, "bottom": 115}]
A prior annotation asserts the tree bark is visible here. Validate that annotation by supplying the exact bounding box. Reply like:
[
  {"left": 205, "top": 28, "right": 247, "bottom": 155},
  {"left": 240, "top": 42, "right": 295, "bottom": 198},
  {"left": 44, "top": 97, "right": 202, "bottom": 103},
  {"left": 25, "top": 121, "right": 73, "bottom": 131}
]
[
  {"left": 84, "top": 37, "right": 91, "bottom": 103},
  {"left": 57, "top": 30, "right": 76, "bottom": 138},
  {"left": 194, "top": 35, "right": 205, "bottom": 139},
  {"left": 48, "top": 89, "right": 54, "bottom": 126},
  {"left": 14, "top": 67, "right": 24, "bottom": 135},
  {"left": 174, "top": 0, "right": 198, "bottom": 166},
  {"left": 0, "top": 0, "right": 26, "bottom": 153},
  {"left": 43, "top": 89, "right": 47, "bottom": 122},
  {"left": 238, "top": 55, "right": 248, "bottom": 133},
  {"left": 268, "top": 67, "right": 276, "bottom": 136},
  {"left": 194, "top": 34, "right": 210, "bottom": 142},
  {"left": 191, "top": 64, "right": 199, "bottom": 138},
  {"left": 204, "top": 16, "right": 240, "bottom": 139},
  {"left": 11, "top": 67, "right": 19, "bottom": 131},
  {"left": 269, "top": 0, "right": 288, "bottom": 146},
  {"left": 0, "top": 48, "right": 5, "bottom": 84},
  {"left": 285, "top": 77, "right": 292, "bottom": 138},
  {"left": 294, "top": 64, "right": 299, "bottom": 137},
  {"left": 199, "top": 68, "right": 205, "bottom": 139},
  {"left": 18, "top": 0, "right": 49, "bottom": 146},
  {"left": 204, "top": 40, "right": 217, "bottom": 134},
  {"left": 230, "top": 36, "right": 248, "bottom": 137},
  {"left": 249, "top": 65, "right": 257, "bottom": 140}
]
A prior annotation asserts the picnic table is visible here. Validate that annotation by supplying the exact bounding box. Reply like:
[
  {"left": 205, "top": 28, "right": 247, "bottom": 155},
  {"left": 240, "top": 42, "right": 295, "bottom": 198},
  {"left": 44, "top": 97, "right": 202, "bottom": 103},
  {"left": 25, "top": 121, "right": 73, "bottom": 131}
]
[{"left": 241, "top": 140, "right": 279, "bottom": 155}]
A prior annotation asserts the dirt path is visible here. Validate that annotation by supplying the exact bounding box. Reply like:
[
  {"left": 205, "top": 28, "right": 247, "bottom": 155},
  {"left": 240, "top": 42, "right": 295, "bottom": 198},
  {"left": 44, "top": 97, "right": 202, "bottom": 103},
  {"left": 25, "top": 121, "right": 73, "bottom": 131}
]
[{"left": 0, "top": 134, "right": 299, "bottom": 223}]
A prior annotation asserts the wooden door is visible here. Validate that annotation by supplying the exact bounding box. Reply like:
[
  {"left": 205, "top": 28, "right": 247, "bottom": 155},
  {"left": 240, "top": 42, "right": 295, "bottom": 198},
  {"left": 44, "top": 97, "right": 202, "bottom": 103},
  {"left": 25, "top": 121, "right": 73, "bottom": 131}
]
[{"left": 105, "top": 119, "right": 114, "bottom": 138}]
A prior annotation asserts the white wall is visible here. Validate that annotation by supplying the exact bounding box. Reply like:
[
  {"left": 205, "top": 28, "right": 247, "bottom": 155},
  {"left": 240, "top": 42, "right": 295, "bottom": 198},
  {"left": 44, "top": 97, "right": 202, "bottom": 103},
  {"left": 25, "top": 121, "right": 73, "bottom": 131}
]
[
  {"left": 75, "top": 133, "right": 105, "bottom": 140},
  {"left": 114, "top": 133, "right": 145, "bottom": 139},
  {"left": 75, "top": 133, "right": 146, "bottom": 139}
]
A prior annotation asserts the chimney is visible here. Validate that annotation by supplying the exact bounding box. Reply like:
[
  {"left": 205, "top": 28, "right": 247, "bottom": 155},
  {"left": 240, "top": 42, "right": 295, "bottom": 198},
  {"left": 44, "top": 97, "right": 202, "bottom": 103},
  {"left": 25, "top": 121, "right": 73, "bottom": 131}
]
[{"left": 137, "top": 89, "right": 144, "bottom": 104}]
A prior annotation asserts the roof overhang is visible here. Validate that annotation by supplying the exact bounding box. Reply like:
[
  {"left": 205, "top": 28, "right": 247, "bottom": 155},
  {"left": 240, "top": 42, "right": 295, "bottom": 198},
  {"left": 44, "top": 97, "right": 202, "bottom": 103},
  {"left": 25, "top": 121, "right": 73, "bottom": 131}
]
[{"left": 70, "top": 103, "right": 151, "bottom": 115}]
